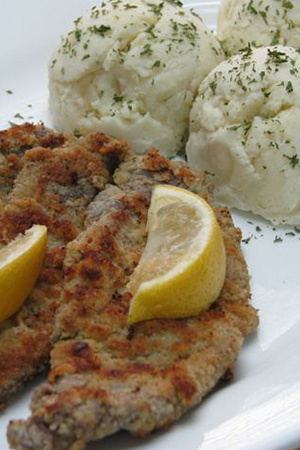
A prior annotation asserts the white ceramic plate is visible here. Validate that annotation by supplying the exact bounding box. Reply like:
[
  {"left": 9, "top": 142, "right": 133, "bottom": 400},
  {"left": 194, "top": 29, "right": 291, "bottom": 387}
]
[{"left": 0, "top": 1, "right": 300, "bottom": 449}]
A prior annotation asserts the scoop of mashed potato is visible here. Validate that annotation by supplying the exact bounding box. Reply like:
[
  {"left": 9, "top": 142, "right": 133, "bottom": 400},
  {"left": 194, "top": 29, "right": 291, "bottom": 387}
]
[
  {"left": 186, "top": 46, "right": 300, "bottom": 225},
  {"left": 218, "top": 0, "right": 300, "bottom": 55},
  {"left": 49, "top": 0, "right": 224, "bottom": 157}
]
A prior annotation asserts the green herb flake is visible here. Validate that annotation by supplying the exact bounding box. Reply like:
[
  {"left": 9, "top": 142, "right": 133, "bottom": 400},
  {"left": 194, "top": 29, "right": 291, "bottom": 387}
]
[
  {"left": 242, "top": 236, "right": 252, "bottom": 244},
  {"left": 113, "top": 94, "right": 124, "bottom": 102},
  {"left": 14, "top": 113, "right": 24, "bottom": 119},
  {"left": 283, "top": 153, "right": 299, "bottom": 168},
  {"left": 283, "top": 1, "right": 294, "bottom": 9},
  {"left": 74, "top": 16, "right": 82, "bottom": 26},
  {"left": 89, "top": 25, "right": 111, "bottom": 37},
  {"left": 259, "top": 11, "right": 268, "bottom": 24},
  {"left": 74, "top": 29, "right": 82, "bottom": 42},
  {"left": 140, "top": 43, "right": 152, "bottom": 56},
  {"left": 209, "top": 81, "right": 217, "bottom": 95},
  {"left": 73, "top": 128, "right": 82, "bottom": 137},
  {"left": 165, "top": 0, "right": 183, "bottom": 6},
  {"left": 274, "top": 236, "right": 283, "bottom": 243},
  {"left": 124, "top": 3, "right": 138, "bottom": 9},
  {"left": 247, "top": 0, "right": 258, "bottom": 15},
  {"left": 145, "top": 24, "right": 157, "bottom": 38},
  {"left": 271, "top": 29, "right": 281, "bottom": 46},
  {"left": 147, "top": 2, "right": 164, "bottom": 15},
  {"left": 267, "top": 49, "right": 289, "bottom": 64},
  {"left": 6, "top": 90, "right": 13, "bottom": 94},
  {"left": 240, "top": 44, "right": 253, "bottom": 58},
  {"left": 286, "top": 81, "right": 293, "bottom": 93}
]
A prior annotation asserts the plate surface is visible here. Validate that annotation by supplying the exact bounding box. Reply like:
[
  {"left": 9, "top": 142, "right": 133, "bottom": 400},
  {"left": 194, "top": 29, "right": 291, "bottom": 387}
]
[{"left": 0, "top": 1, "right": 300, "bottom": 449}]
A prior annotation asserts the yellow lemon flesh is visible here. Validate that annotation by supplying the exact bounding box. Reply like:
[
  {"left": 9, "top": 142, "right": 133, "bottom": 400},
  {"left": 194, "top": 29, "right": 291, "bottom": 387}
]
[
  {"left": 0, "top": 225, "right": 47, "bottom": 323},
  {"left": 128, "top": 185, "right": 226, "bottom": 325}
]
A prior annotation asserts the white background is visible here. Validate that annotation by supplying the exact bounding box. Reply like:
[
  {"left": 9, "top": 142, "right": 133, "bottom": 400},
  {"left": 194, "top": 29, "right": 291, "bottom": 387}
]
[{"left": 0, "top": 1, "right": 300, "bottom": 449}]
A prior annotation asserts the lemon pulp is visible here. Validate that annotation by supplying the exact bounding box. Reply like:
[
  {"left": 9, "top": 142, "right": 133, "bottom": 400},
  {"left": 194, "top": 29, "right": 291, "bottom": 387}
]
[
  {"left": 128, "top": 185, "right": 226, "bottom": 324},
  {"left": 0, "top": 225, "right": 47, "bottom": 323}
]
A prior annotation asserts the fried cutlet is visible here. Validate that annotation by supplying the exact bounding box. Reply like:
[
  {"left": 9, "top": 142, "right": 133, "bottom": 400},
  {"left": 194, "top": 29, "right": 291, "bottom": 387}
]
[
  {"left": 0, "top": 123, "right": 69, "bottom": 206},
  {"left": 8, "top": 150, "right": 258, "bottom": 450},
  {"left": 0, "top": 128, "right": 129, "bottom": 408}
]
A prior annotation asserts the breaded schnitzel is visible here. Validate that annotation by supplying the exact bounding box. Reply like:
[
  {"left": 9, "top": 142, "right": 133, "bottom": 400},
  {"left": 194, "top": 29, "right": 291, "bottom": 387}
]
[
  {"left": 0, "top": 128, "right": 129, "bottom": 408},
  {"left": 0, "top": 123, "right": 67, "bottom": 206},
  {"left": 8, "top": 150, "right": 258, "bottom": 450}
]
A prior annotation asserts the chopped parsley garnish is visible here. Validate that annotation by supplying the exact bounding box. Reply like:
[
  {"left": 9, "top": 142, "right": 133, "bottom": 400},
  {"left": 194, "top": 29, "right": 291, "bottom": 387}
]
[
  {"left": 228, "top": 121, "right": 251, "bottom": 134},
  {"left": 247, "top": 0, "right": 257, "bottom": 15},
  {"left": 260, "top": 71, "right": 266, "bottom": 80},
  {"left": 6, "top": 89, "right": 13, "bottom": 94},
  {"left": 14, "top": 113, "right": 24, "bottom": 119},
  {"left": 74, "top": 16, "right": 82, "bottom": 26},
  {"left": 286, "top": 81, "right": 293, "bottom": 93},
  {"left": 140, "top": 43, "right": 152, "bottom": 56},
  {"left": 165, "top": 0, "right": 183, "bottom": 6},
  {"left": 283, "top": 153, "right": 299, "bottom": 168},
  {"left": 146, "top": 2, "right": 164, "bottom": 15},
  {"left": 271, "top": 29, "right": 281, "bottom": 46},
  {"left": 209, "top": 81, "right": 217, "bottom": 95},
  {"left": 283, "top": 1, "right": 294, "bottom": 9},
  {"left": 259, "top": 11, "right": 268, "bottom": 24},
  {"left": 242, "top": 236, "right": 252, "bottom": 244},
  {"left": 274, "top": 236, "right": 283, "bottom": 243},
  {"left": 240, "top": 44, "right": 253, "bottom": 58},
  {"left": 113, "top": 94, "right": 124, "bottom": 102},
  {"left": 88, "top": 25, "right": 111, "bottom": 36},
  {"left": 124, "top": 3, "right": 138, "bottom": 9},
  {"left": 152, "top": 60, "right": 161, "bottom": 68},
  {"left": 74, "top": 29, "right": 82, "bottom": 41},
  {"left": 73, "top": 128, "right": 82, "bottom": 137},
  {"left": 145, "top": 24, "right": 157, "bottom": 38},
  {"left": 267, "top": 49, "right": 289, "bottom": 64}
]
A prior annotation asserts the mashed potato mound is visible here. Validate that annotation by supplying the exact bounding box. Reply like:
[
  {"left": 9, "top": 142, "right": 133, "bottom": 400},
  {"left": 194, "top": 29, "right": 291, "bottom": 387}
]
[
  {"left": 186, "top": 46, "right": 300, "bottom": 225},
  {"left": 218, "top": 0, "right": 300, "bottom": 55},
  {"left": 49, "top": 0, "right": 224, "bottom": 157}
]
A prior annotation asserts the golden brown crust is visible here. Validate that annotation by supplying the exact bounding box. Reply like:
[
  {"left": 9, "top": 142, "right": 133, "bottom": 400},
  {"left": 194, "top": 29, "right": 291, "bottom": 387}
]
[
  {"left": 8, "top": 150, "right": 258, "bottom": 450},
  {"left": 0, "top": 123, "right": 68, "bottom": 206},
  {"left": 0, "top": 125, "right": 129, "bottom": 408}
]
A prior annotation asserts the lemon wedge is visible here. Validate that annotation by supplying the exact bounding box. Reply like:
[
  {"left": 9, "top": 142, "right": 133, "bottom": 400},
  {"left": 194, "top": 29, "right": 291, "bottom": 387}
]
[
  {"left": 127, "top": 185, "right": 226, "bottom": 325},
  {"left": 0, "top": 225, "right": 47, "bottom": 323}
]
